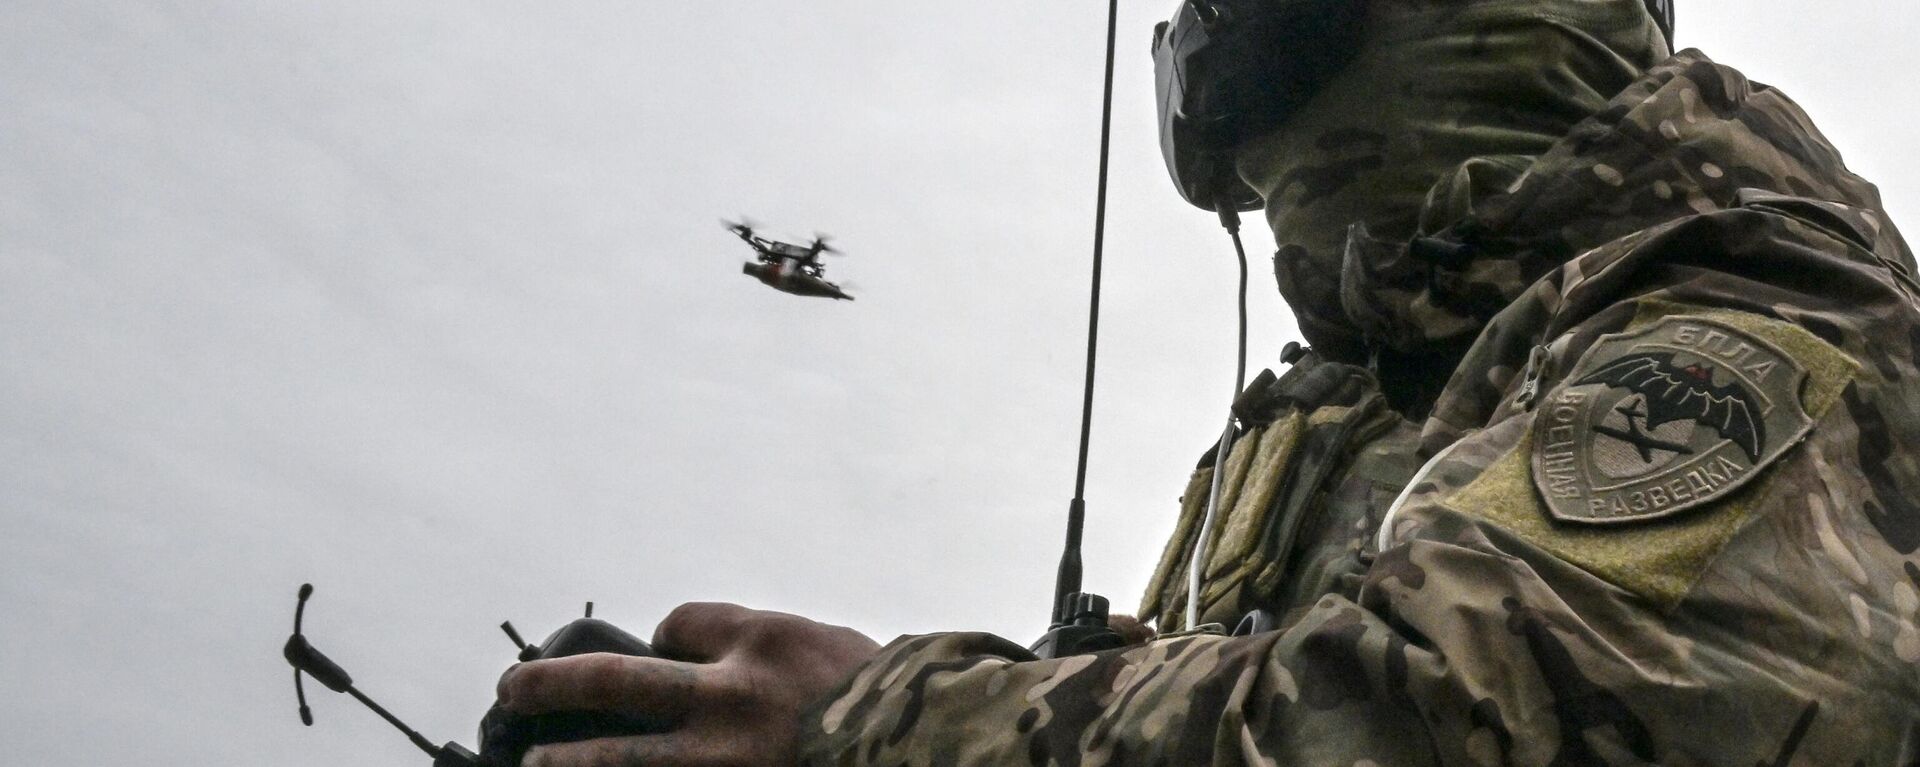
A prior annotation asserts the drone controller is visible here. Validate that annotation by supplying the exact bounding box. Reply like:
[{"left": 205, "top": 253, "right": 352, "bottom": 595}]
[
  {"left": 284, "top": 585, "right": 672, "bottom": 767},
  {"left": 481, "top": 606, "right": 674, "bottom": 764}
]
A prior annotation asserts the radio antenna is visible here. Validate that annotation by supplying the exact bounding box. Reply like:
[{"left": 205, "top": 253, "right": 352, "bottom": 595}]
[
  {"left": 284, "top": 584, "right": 484, "bottom": 766},
  {"left": 1049, "top": 0, "right": 1122, "bottom": 628}
]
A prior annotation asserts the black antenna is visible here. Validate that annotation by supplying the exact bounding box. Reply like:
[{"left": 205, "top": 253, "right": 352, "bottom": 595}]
[
  {"left": 1050, "top": 0, "right": 1122, "bottom": 629},
  {"left": 293, "top": 584, "right": 314, "bottom": 725},
  {"left": 285, "top": 584, "right": 482, "bottom": 766}
]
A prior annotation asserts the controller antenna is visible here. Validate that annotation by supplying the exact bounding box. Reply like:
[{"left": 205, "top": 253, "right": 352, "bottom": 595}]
[{"left": 285, "top": 584, "right": 484, "bottom": 767}]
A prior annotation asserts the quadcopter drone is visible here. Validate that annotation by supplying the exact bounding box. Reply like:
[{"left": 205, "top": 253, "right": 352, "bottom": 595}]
[{"left": 724, "top": 218, "right": 855, "bottom": 301}]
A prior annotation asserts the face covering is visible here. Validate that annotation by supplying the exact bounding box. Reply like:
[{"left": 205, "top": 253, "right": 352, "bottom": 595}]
[{"left": 1237, "top": 0, "right": 1669, "bottom": 362}]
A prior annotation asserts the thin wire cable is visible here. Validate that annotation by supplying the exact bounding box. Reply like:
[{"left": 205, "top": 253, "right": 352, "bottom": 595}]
[
  {"left": 1186, "top": 214, "right": 1252, "bottom": 630},
  {"left": 1051, "top": 0, "right": 1121, "bottom": 624},
  {"left": 1230, "top": 220, "right": 1248, "bottom": 394}
]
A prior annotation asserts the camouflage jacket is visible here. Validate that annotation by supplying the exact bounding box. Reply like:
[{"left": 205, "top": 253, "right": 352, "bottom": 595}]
[{"left": 799, "top": 52, "right": 1920, "bottom": 765}]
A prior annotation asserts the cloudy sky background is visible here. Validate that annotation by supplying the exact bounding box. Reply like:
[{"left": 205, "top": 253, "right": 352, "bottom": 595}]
[{"left": 3, "top": 2, "right": 1915, "bottom": 764}]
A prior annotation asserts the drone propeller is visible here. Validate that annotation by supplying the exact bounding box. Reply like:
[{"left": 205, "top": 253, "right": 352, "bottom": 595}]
[
  {"left": 721, "top": 216, "right": 759, "bottom": 236},
  {"left": 811, "top": 233, "right": 841, "bottom": 255}
]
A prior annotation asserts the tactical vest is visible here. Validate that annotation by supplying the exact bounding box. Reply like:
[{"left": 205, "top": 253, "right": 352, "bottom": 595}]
[{"left": 1141, "top": 350, "right": 1426, "bottom": 631}]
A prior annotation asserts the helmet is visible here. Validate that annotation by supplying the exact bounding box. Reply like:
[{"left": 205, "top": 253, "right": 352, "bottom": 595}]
[
  {"left": 1152, "top": 0, "right": 1365, "bottom": 213},
  {"left": 1153, "top": 0, "right": 1676, "bottom": 213}
]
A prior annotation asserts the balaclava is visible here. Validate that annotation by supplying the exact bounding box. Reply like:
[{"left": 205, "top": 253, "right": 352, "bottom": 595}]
[{"left": 1238, "top": 0, "right": 1669, "bottom": 370}]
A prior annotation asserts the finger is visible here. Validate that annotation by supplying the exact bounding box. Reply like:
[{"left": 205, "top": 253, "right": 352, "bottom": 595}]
[
  {"left": 1108, "top": 614, "right": 1156, "bottom": 646},
  {"left": 651, "top": 602, "right": 757, "bottom": 662},
  {"left": 522, "top": 733, "right": 741, "bottom": 767},
  {"left": 500, "top": 652, "right": 705, "bottom": 718}
]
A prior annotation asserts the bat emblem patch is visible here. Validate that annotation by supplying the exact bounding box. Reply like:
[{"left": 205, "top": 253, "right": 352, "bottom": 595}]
[{"left": 1531, "top": 316, "right": 1814, "bottom": 524}]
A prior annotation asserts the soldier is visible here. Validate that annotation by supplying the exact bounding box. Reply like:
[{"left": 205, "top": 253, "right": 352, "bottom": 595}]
[{"left": 498, "top": 0, "right": 1920, "bottom": 763}]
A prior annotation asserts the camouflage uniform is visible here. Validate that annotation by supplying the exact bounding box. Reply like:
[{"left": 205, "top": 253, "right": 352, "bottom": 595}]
[{"left": 799, "top": 41, "right": 1920, "bottom": 767}]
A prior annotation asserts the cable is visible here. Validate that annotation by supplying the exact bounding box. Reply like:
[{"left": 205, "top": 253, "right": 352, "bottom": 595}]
[
  {"left": 1226, "top": 210, "right": 1248, "bottom": 396},
  {"left": 1185, "top": 209, "right": 1251, "bottom": 630}
]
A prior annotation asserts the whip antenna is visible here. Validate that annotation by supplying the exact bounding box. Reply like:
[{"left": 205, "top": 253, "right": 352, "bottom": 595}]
[{"left": 1049, "top": 0, "right": 1122, "bottom": 628}]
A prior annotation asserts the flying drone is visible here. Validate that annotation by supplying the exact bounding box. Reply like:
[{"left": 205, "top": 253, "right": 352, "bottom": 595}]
[{"left": 724, "top": 218, "right": 854, "bottom": 301}]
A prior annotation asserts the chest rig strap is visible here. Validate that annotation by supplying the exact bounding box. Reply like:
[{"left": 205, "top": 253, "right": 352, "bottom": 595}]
[{"left": 1144, "top": 347, "right": 1405, "bottom": 631}]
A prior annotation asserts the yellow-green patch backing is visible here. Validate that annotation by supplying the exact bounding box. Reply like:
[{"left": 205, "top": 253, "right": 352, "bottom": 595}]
[{"left": 1444, "top": 303, "right": 1858, "bottom": 609}]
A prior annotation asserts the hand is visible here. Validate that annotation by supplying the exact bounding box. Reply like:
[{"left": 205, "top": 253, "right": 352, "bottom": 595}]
[{"left": 496, "top": 602, "right": 881, "bottom": 766}]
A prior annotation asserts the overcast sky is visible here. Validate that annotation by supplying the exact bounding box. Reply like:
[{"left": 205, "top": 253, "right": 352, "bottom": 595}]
[{"left": 3, "top": 2, "right": 1916, "bottom": 764}]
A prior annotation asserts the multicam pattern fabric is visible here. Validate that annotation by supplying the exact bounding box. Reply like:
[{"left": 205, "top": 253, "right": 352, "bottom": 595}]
[
  {"left": 798, "top": 49, "right": 1920, "bottom": 767},
  {"left": 1238, "top": 0, "right": 1671, "bottom": 365}
]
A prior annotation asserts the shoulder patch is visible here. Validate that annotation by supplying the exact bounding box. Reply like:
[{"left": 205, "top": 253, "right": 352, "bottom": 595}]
[
  {"left": 1531, "top": 315, "right": 1814, "bottom": 524},
  {"left": 1444, "top": 306, "right": 1856, "bottom": 608}
]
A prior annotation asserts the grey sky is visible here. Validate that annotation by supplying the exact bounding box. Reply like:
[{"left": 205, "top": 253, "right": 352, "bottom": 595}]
[{"left": 2, "top": 2, "right": 1914, "bottom": 764}]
